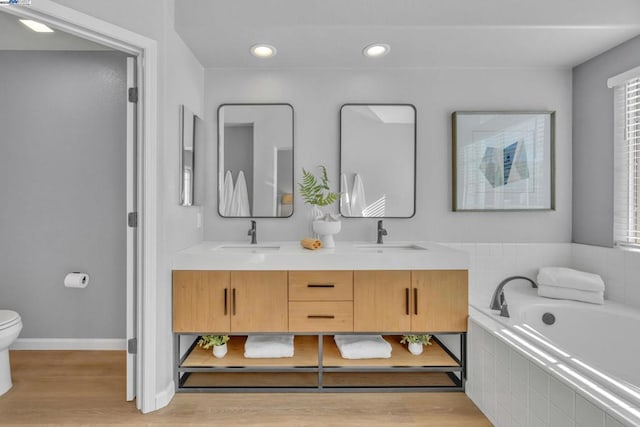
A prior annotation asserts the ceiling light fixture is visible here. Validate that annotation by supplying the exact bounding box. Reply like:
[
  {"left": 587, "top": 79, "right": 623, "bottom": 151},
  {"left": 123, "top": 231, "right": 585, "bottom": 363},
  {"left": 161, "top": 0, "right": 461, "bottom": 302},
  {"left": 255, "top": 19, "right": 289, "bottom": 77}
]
[
  {"left": 250, "top": 44, "right": 277, "bottom": 59},
  {"left": 363, "top": 43, "right": 390, "bottom": 58},
  {"left": 19, "top": 19, "right": 54, "bottom": 33}
]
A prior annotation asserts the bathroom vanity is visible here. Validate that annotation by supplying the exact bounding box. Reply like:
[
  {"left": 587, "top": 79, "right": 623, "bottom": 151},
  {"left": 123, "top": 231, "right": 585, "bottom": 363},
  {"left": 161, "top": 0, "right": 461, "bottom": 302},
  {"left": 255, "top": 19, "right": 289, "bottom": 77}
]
[{"left": 172, "top": 241, "right": 468, "bottom": 392}]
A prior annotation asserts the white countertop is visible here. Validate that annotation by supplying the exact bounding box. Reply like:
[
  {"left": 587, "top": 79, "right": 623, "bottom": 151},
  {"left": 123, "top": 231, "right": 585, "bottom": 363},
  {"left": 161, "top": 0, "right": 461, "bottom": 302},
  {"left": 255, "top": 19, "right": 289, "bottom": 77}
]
[{"left": 173, "top": 241, "right": 469, "bottom": 270}]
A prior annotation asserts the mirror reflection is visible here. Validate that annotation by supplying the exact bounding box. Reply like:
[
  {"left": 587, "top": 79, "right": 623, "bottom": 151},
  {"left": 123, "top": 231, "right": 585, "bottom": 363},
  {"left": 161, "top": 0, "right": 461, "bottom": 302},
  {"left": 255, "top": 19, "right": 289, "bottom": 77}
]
[
  {"left": 218, "top": 104, "right": 294, "bottom": 217},
  {"left": 180, "top": 105, "right": 196, "bottom": 207},
  {"left": 340, "top": 104, "right": 416, "bottom": 218}
]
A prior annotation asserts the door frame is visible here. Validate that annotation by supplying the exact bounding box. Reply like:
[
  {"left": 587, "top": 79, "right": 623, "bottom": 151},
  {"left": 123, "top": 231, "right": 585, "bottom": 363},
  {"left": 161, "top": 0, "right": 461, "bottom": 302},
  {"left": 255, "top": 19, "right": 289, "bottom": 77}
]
[{"left": 0, "top": 1, "right": 158, "bottom": 413}]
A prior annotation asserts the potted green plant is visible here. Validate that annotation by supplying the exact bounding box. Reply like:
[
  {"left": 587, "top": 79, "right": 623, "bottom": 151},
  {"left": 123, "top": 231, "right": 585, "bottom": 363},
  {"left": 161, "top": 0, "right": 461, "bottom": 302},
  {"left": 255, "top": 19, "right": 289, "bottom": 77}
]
[
  {"left": 197, "top": 335, "right": 230, "bottom": 358},
  {"left": 298, "top": 166, "right": 341, "bottom": 248},
  {"left": 400, "top": 334, "right": 432, "bottom": 355}
]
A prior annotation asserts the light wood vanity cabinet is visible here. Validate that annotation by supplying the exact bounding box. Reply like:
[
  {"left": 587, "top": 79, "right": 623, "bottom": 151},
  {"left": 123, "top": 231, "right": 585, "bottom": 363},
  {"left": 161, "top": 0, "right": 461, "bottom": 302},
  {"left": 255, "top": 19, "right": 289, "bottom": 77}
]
[
  {"left": 353, "top": 270, "right": 468, "bottom": 333},
  {"left": 411, "top": 270, "right": 468, "bottom": 332},
  {"left": 288, "top": 271, "right": 354, "bottom": 332},
  {"left": 173, "top": 268, "right": 468, "bottom": 392},
  {"left": 172, "top": 270, "right": 288, "bottom": 333}
]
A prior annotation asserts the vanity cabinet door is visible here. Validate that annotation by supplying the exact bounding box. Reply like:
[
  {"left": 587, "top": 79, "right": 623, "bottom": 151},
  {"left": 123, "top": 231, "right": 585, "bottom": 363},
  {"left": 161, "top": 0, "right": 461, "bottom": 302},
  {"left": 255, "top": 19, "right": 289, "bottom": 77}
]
[
  {"left": 230, "top": 271, "right": 288, "bottom": 332},
  {"left": 353, "top": 271, "right": 411, "bottom": 332},
  {"left": 411, "top": 270, "right": 468, "bottom": 332},
  {"left": 172, "top": 270, "right": 231, "bottom": 333}
]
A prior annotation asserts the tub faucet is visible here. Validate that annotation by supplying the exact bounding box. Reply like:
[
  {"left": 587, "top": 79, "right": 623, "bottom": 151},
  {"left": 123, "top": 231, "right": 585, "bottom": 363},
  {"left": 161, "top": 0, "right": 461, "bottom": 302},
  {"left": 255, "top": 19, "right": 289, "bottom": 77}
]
[
  {"left": 248, "top": 220, "right": 257, "bottom": 244},
  {"left": 489, "top": 276, "right": 537, "bottom": 317},
  {"left": 377, "top": 220, "right": 388, "bottom": 244}
]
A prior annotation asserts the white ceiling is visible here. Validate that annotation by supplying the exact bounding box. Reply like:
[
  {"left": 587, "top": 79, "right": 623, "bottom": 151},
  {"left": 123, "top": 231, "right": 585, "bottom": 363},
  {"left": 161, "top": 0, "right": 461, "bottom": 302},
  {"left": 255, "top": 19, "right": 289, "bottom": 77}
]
[
  {"left": 175, "top": 0, "right": 640, "bottom": 69},
  {"left": 0, "top": 11, "right": 109, "bottom": 51}
]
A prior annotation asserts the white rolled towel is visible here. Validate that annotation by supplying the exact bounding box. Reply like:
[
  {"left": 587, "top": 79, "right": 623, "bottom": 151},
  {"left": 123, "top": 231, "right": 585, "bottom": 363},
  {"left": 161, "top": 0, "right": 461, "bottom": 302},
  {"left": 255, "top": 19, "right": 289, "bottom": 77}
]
[
  {"left": 334, "top": 335, "right": 392, "bottom": 359},
  {"left": 537, "top": 284, "right": 604, "bottom": 305},
  {"left": 537, "top": 267, "right": 605, "bottom": 292},
  {"left": 244, "top": 335, "right": 294, "bottom": 358}
]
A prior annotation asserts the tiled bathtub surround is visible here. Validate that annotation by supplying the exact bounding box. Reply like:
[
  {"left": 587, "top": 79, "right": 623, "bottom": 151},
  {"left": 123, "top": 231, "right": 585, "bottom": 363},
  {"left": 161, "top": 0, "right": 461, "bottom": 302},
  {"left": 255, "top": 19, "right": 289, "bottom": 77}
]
[
  {"left": 467, "top": 313, "right": 636, "bottom": 427},
  {"left": 443, "top": 242, "right": 640, "bottom": 425}
]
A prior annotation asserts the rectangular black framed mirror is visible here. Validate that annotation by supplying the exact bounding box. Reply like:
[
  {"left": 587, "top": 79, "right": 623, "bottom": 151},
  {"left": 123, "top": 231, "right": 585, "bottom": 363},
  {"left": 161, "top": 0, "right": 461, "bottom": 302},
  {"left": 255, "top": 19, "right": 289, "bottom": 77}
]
[
  {"left": 339, "top": 104, "right": 416, "bottom": 218},
  {"left": 217, "top": 103, "right": 294, "bottom": 218}
]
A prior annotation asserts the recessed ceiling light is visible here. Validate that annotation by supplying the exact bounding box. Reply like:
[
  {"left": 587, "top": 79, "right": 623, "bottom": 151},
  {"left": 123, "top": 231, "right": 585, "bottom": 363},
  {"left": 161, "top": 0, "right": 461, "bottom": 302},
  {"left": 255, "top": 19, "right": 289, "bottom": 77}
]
[
  {"left": 363, "top": 43, "right": 390, "bottom": 58},
  {"left": 250, "top": 44, "right": 277, "bottom": 59},
  {"left": 19, "top": 19, "right": 54, "bottom": 33}
]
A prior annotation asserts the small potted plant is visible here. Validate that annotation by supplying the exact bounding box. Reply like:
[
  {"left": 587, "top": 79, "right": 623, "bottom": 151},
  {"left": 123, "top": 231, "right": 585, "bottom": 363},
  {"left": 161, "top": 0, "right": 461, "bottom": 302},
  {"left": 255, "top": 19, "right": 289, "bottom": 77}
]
[
  {"left": 197, "top": 335, "right": 230, "bottom": 358},
  {"left": 400, "top": 334, "right": 432, "bottom": 355},
  {"left": 298, "top": 166, "right": 340, "bottom": 248}
]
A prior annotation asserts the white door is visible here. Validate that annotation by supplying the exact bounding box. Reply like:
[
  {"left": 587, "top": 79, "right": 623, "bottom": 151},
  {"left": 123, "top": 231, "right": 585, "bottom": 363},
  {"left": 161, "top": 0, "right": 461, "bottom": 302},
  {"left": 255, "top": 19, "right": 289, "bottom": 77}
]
[{"left": 126, "top": 57, "right": 138, "bottom": 402}]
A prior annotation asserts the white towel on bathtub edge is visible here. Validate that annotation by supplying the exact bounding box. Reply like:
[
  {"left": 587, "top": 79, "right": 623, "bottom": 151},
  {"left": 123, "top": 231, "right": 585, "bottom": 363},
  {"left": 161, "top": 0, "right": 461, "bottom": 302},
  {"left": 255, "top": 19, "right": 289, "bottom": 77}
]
[
  {"left": 334, "top": 335, "right": 392, "bottom": 359},
  {"left": 537, "top": 284, "right": 604, "bottom": 305},
  {"left": 537, "top": 267, "right": 605, "bottom": 292},
  {"left": 244, "top": 335, "right": 294, "bottom": 358}
]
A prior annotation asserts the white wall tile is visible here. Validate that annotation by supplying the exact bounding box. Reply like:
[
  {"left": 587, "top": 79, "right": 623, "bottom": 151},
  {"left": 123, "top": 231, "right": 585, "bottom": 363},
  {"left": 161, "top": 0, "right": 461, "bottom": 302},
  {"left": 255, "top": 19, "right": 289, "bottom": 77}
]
[
  {"left": 604, "top": 414, "right": 625, "bottom": 427},
  {"left": 530, "top": 388, "right": 550, "bottom": 424},
  {"left": 497, "top": 404, "right": 513, "bottom": 427},
  {"left": 575, "top": 393, "right": 605, "bottom": 427},
  {"left": 550, "top": 404, "right": 575, "bottom": 427},
  {"left": 550, "top": 376, "right": 575, "bottom": 419},
  {"left": 530, "top": 364, "right": 550, "bottom": 398},
  {"left": 624, "top": 250, "right": 640, "bottom": 308}
]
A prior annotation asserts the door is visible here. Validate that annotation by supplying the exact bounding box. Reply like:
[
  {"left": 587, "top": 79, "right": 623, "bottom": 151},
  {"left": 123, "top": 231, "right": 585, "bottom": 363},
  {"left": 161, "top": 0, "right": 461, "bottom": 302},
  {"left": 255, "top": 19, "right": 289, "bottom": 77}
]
[
  {"left": 353, "top": 271, "right": 411, "bottom": 332},
  {"left": 125, "top": 57, "right": 137, "bottom": 402},
  {"left": 172, "top": 271, "right": 231, "bottom": 332},
  {"left": 230, "top": 271, "right": 288, "bottom": 332},
  {"left": 411, "top": 270, "right": 468, "bottom": 332}
]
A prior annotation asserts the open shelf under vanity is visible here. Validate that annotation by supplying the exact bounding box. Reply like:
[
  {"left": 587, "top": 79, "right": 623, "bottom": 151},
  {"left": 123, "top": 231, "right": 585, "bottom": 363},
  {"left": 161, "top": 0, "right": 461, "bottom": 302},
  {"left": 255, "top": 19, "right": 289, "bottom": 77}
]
[{"left": 174, "top": 333, "right": 466, "bottom": 392}]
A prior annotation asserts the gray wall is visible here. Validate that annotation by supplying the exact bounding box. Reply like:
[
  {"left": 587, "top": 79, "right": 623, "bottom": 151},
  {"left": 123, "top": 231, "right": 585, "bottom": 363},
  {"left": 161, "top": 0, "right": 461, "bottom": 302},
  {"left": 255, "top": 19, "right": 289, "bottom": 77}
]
[
  {"left": 0, "top": 51, "right": 127, "bottom": 339},
  {"left": 572, "top": 35, "right": 640, "bottom": 247},
  {"left": 204, "top": 68, "right": 572, "bottom": 243}
]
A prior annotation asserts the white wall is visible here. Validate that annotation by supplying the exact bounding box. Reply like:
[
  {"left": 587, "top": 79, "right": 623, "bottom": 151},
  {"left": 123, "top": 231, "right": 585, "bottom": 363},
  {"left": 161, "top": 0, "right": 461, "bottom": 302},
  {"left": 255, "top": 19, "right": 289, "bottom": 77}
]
[
  {"left": 52, "top": 0, "right": 205, "bottom": 409},
  {"left": 204, "top": 68, "right": 572, "bottom": 243}
]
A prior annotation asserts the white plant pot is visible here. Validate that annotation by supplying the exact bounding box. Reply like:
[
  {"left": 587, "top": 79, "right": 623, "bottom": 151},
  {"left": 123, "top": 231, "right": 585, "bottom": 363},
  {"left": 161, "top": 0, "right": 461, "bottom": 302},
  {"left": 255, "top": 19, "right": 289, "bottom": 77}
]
[
  {"left": 213, "top": 343, "right": 228, "bottom": 358},
  {"left": 408, "top": 342, "right": 423, "bottom": 355},
  {"left": 312, "top": 220, "right": 342, "bottom": 249}
]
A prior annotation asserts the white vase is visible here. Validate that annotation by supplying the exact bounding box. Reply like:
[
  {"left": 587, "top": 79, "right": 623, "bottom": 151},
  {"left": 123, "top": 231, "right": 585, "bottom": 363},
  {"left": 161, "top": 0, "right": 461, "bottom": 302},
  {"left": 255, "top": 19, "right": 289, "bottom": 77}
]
[
  {"left": 312, "top": 219, "right": 342, "bottom": 249},
  {"left": 408, "top": 342, "right": 423, "bottom": 355},
  {"left": 213, "top": 343, "right": 228, "bottom": 358},
  {"left": 307, "top": 206, "right": 324, "bottom": 237}
]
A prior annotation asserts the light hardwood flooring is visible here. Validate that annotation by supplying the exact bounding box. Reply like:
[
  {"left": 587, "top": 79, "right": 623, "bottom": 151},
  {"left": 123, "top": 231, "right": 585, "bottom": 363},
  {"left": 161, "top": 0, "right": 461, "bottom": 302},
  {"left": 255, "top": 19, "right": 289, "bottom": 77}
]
[{"left": 0, "top": 350, "right": 492, "bottom": 426}]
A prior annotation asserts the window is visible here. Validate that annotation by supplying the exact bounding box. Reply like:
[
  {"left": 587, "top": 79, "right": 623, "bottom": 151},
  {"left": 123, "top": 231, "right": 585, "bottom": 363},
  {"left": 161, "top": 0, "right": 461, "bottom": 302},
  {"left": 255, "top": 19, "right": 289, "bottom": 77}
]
[{"left": 612, "top": 72, "right": 640, "bottom": 247}]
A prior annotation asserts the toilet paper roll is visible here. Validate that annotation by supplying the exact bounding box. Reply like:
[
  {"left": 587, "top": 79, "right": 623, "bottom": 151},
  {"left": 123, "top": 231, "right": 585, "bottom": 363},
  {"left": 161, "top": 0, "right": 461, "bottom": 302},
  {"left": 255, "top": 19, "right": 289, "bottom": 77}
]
[{"left": 64, "top": 272, "right": 89, "bottom": 288}]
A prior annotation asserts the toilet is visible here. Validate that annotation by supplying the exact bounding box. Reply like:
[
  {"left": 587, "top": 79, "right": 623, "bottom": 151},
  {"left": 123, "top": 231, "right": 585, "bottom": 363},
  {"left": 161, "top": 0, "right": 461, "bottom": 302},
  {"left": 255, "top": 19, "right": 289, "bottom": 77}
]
[{"left": 0, "top": 310, "right": 22, "bottom": 396}]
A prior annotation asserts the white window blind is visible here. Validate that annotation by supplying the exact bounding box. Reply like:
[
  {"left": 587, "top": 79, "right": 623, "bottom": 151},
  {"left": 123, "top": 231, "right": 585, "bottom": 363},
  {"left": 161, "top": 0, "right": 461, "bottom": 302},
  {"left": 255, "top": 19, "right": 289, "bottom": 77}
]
[{"left": 613, "top": 76, "right": 640, "bottom": 247}]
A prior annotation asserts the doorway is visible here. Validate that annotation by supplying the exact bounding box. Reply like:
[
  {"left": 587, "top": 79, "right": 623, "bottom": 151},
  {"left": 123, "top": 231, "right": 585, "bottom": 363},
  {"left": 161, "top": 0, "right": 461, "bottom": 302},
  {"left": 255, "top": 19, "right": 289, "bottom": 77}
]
[{"left": 0, "top": 3, "right": 156, "bottom": 412}]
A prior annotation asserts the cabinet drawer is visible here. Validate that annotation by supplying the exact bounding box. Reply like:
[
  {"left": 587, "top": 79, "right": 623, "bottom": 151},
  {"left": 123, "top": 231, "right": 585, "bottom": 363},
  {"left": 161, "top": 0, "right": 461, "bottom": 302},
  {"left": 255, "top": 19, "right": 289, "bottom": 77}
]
[
  {"left": 289, "top": 271, "right": 353, "bottom": 301},
  {"left": 289, "top": 301, "right": 353, "bottom": 332}
]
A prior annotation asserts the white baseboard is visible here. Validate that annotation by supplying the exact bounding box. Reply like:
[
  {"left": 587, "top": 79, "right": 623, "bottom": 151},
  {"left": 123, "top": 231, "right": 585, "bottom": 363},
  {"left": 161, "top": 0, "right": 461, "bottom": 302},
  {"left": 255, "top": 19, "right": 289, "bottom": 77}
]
[
  {"left": 11, "top": 338, "right": 126, "bottom": 350},
  {"left": 155, "top": 380, "right": 175, "bottom": 411}
]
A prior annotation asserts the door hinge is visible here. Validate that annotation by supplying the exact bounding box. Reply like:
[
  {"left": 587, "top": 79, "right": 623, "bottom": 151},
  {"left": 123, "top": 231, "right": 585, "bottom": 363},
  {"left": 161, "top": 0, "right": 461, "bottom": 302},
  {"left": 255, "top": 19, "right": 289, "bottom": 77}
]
[
  {"left": 128, "top": 338, "right": 137, "bottom": 355},
  {"left": 128, "top": 87, "right": 138, "bottom": 103},
  {"left": 128, "top": 212, "right": 138, "bottom": 228}
]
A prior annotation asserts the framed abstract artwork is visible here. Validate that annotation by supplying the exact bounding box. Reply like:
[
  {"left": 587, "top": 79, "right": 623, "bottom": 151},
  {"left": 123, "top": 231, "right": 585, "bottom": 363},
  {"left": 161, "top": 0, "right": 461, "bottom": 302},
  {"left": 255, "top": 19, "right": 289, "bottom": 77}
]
[{"left": 452, "top": 111, "right": 555, "bottom": 211}]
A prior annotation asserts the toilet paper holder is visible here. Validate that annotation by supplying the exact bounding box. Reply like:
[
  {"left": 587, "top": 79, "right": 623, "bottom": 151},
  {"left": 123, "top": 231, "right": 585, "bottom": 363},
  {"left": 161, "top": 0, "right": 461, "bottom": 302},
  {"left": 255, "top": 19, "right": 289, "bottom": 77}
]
[{"left": 64, "top": 272, "right": 89, "bottom": 288}]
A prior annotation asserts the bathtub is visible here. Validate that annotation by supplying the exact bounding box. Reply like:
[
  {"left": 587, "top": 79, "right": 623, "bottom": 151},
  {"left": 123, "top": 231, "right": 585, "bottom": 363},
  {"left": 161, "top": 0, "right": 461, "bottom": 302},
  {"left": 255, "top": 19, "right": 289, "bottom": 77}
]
[{"left": 468, "top": 283, "right": 640, "bottom": 426}]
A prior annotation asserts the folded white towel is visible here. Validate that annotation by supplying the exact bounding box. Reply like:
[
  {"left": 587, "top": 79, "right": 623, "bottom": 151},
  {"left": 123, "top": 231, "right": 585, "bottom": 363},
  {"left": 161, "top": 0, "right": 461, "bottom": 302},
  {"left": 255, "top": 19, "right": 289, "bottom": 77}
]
[
  {"left": 538, "top": 284, "right": 604, "bottom": 305},
  {"left": 334, "top": 335, "right": 392, "bottom": 359},
  {"left": 537, "top": 267, "right": 605, "bottom": 292},
  {"left": 244, "top": 335, "right": 294, "bottom": 358}
]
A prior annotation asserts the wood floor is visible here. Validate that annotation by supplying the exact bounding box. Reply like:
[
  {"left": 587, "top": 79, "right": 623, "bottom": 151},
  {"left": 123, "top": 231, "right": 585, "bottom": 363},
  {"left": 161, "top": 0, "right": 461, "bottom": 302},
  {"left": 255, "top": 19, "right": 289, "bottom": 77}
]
[{"left": 0, "top": 350, "right": 492, "bottom": 426}]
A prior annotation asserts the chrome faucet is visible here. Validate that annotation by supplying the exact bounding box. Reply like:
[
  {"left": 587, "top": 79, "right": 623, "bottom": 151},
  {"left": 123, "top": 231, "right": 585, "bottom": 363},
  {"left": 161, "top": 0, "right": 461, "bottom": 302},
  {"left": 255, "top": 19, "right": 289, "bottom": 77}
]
[
  {"left": 489, "top": 276, "right": 537, "bottom": 317},
  {"left": 248, "top": 220, "right": 257, "bottom": 244},
  {"left": 377, "top": 220, "right": 388, "bottom": 244}
]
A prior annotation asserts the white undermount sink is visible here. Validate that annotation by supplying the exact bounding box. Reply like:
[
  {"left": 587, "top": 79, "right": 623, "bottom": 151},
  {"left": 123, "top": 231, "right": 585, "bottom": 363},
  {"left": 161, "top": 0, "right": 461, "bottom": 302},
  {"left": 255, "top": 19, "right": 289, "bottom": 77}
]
[
  {"left": 216, "top": 244, "right": 281, "bottom": 252},
  {"left": 354, "top": 243, "right": 427, "bottom": 251}
]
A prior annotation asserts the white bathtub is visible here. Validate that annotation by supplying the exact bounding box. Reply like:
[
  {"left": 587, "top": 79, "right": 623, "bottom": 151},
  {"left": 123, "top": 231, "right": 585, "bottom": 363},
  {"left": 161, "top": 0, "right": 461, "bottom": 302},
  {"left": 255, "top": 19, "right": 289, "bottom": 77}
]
[{"left": 469, "top": 283, "right": 640, "bottom": 426}]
